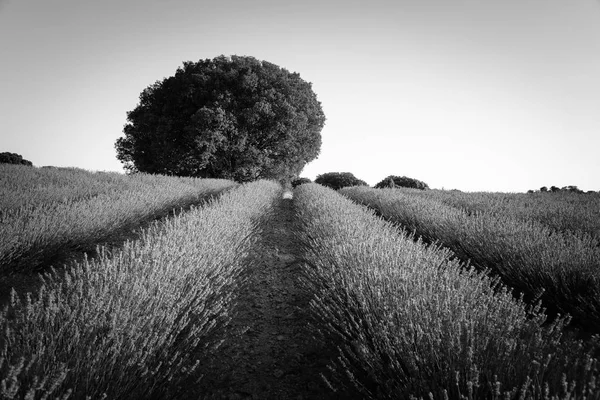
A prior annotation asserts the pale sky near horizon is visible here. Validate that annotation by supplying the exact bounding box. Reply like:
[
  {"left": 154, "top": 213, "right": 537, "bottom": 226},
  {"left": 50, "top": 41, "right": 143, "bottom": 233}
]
[{"left": 1, "top": 0, "right": 599, "bottom": 192}]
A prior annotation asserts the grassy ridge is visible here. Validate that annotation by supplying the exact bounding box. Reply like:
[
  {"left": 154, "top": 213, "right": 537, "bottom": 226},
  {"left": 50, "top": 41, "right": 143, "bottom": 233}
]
[
  {"left": 340, "top": 186, "right": 600, "bottom": 332},
  {"left": 0, "top": 180, "right": 280, "bottom": 399},
  {"left": 295, "top": 183, "right": 599, "bottom": 399},
  {"left": 0, "top": 165, "right": 236, "bottom": 274}
]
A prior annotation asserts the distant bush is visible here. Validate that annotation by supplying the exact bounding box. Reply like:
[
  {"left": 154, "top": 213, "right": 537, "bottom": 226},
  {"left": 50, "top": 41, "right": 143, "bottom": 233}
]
[
  {"left": 374, "top": 175, "right": 429, "bottom": 190},
  {"left": 315, "top": 172, "right": 367, "bottom": 190},
  {"left": 291, "top": 177, "right": 312, "bottom": 188},
  {"left": 533, "top": 185, "right": 585, "bottom": 194},
  {"left": 0, "top": 152, "right": 32, "bottom": 166},
  {"left": 560, "top": 185, "right": 584, "bottom": 193}
]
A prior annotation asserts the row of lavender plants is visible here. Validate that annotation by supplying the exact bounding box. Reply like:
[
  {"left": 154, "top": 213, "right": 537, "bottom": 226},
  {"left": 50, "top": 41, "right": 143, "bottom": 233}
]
[
  {"left": 410, "top": 189, "right": 600, "bottom": 243},
  {"left": 294, "top": 183, "right": 599, "bottom": 399},
  {"left": 340, "top": 186, "right": 600, "bottom": 333},
  {"left": 0, "top": 164, "right": 237, "bottom": 274},
  {"left": 0, "top": 180, "right": 280, "bottom": 399},
  {"left": 0, "top": 165, "right": 132, "bottom": 212}
]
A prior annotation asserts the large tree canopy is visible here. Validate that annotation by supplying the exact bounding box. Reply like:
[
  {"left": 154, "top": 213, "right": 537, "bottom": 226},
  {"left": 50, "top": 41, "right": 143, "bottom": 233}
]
[{"left": 115, "top": 55, "right": 325, "bottom": 182}]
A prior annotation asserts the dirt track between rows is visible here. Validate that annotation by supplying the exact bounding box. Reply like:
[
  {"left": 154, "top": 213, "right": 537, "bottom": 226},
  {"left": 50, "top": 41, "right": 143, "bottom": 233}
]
[{"left": 194, "top": 194, "right": 348, "bottom": 400}]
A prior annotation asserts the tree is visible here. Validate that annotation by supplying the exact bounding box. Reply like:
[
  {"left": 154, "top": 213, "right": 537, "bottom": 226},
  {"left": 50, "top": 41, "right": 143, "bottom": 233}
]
[
  {"left": 115, "top": 55, "right": 326, "bottom": 182},
  {"left": 0, "top": 152, "right": 32, "bottom": 166},
  {"left": 562, "top": 185, "right": 583, "bottom": 194},
  {"left": 291, "top": 177, "right": 312, "bottom": 188},
  {"left": 315, "top": 172, "right": 367, "bottom": 190},
  {"left": 374, "top": 175, "right": 429, "bottom": 190}
]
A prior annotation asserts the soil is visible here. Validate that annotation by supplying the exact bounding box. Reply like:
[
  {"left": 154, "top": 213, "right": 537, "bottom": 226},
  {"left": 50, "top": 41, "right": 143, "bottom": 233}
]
[{"left": 192, "top": 194, "right": 352, "bottom": 400}]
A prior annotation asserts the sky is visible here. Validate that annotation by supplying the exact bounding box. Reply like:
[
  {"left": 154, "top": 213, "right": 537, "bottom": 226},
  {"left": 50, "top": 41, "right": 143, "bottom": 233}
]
[{"left": 1, "top": 0, "right": 599, "bottom": 192}]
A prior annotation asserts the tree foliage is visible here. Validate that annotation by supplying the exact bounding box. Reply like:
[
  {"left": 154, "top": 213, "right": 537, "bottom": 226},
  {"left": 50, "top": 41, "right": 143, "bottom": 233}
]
[
  {"left": 291, "top": 177, "right": 312, "bottom": 188},
  {"left": 115, "top": 55, "right": 326, "bottom": 182},
  {"left": 374, "top": 175, "right": 429, "bottom": 190},
  {"left": 0, "top": 152, "right": 32, "bottom": 166},
  {"left": 315, "top": 172, "right": 367, "bottom": 190},
  {"left": 532, "top": 185, "right": 585, "bottom": 194}
]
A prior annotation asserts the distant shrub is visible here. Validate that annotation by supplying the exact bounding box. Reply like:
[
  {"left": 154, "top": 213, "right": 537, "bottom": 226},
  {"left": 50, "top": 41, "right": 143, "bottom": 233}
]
[
  {"left": 315, "top": 172, "right": 367, "bottom": 190},
  {"left": 374, "top": 175, "right": 429, "bottom": 190},
  {"left": 291, "top": 177, "right": 312, "bottom": 188},
  {"left": 562, "top": 185, "right": 584, "bottom": 193},
  {"left": 533, "top": 185, "right": 585, "bottom": 194},
  {"left": 0, "top": 152, "right": 32, "bottom": 166}
]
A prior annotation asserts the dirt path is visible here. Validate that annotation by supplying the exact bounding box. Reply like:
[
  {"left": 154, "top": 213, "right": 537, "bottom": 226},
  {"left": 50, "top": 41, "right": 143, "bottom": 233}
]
[{"left": 194, "top": 194, "right": 347, "bottom": 400}]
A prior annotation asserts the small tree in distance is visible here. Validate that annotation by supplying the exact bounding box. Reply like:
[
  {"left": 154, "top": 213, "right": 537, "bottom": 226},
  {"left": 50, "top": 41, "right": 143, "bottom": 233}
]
[
  {"left": 291, "top": 177, "right": 312, "bottom": 188},
  {"left": 315, "top": 172, "right": 367, "bottom": 190},
  {"left": 0, "top": 152, "right": 33, "bottom": 166},
  {"left": 532, "top": 185, "right": 585, "bottom": 194},
  {"left": 375, "top": 175, "right": 429, "bottom": 190}
]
